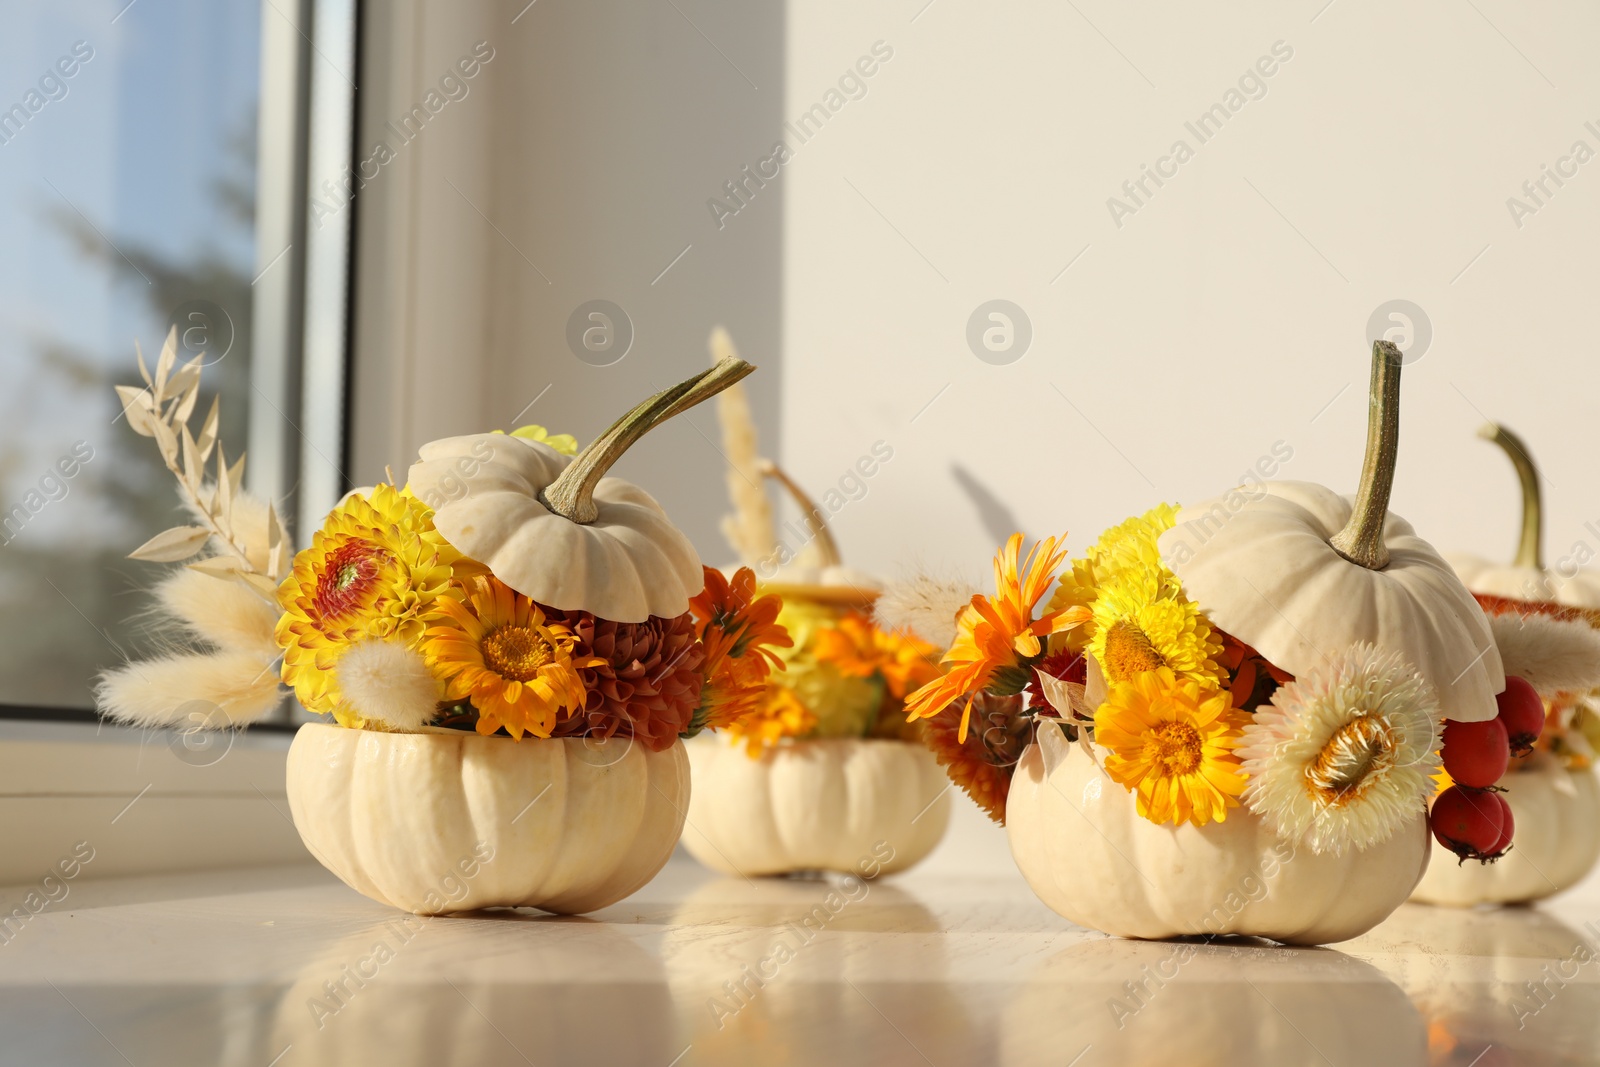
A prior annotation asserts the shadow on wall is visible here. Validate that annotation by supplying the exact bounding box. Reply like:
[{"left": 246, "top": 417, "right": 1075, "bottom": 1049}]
[{"left": 951, "top": 463, "right": 1025, "bottom": 547}]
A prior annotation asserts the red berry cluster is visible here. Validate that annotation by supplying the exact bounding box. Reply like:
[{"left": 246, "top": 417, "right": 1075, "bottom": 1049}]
[{"left": 1430, "top": 676, "right": 1544, "bottom": 864}]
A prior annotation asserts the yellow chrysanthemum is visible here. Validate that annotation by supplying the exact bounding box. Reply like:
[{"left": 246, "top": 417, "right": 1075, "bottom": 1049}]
[
  {"left": 506, "top": 424, "right": 578, "bottom": 456},
  {"left": 276, "top": 484, "right": 461, "bottom": 721},
  {"left": 421, "top": 575, "right": 603, "bottom": 740},
  {"left": 1087, "top": 565, "right": 1225, "bottom": 687},
  {"left": 1046, "top": 503, "right": 1181, "bottom": 652},
  {"left": 1094, "top": 667, "right": 1249, "bottom": 827},
  {"left": 725, "top": 685, "right": 818, "bottom": 756},
  {"left": 1085, "top": 502, "right": 1181, "bottom": 584}
]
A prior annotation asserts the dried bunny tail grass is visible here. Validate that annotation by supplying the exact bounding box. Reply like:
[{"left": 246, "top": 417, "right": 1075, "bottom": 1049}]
[
  {"left": 184, "top": 486, "right": 275, "bottom": 573},
  {"left": 96, "top": 650, "right": 284, "bottom": 728},
  {"left": 1487, "top": 610, "right": 1600, "bottom": 698},
  {"left": 155, "top": 568, "right": 279, "bottom": 654},
  {"left": 875, "top": 568, "right": 978, "bottom": 650},
  {"left": 335, "top": 640, "right": 441, "bottom": 731},
  {"left": 710, "top": 326, "right": 777, "bottom": 567}
]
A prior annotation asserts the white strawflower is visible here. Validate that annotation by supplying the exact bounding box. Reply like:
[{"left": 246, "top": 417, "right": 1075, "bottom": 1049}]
[
  {"left": 1239, "top": 643, "right": 1440, "bottom": 856},
  {"left": 335, "top": 639, "right": 442, "bottom": 731}
]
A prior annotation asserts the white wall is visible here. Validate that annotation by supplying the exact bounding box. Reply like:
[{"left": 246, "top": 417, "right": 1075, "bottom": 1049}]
[{"left": 778, "top": 0, "right": 1600, "bottom": 590}]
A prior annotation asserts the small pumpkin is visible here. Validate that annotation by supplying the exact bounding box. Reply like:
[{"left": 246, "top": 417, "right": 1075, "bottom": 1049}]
[
  {"left": 1157, "top": 349, "right": 1502, "bottom": 724},
  {"left": 680, "top": 735, "right": 950, "bottom": 877},
  {"left": 1445, "top": 423, "right": 1600, "bottom": 609},
  {"left": 1411, "top": 754, "right": 1600, "bottom": 906},
  {"left": 903, "top": 340, "right": 1491, "bottom": 946},
  {"left": 282, "top": 359, "right": 765, "bottom": 915},
  {"left": 1006, "top": 725, "right": 1429, "bottom": 944},
  {"left": 406, "top": 358, "right": 753, "bottom": 623},
  {"left": 681, "top": 330, "right": 948, "bottom": 877},
  {"left": 1411, "top": 424, "right": 1600, "bottom": 905},
  {"left": 287, "top": 722, "right": 689, "bottom": 915}
]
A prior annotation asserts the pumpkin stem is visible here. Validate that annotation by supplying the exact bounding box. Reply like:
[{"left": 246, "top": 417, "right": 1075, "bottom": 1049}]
[
  {"left": 1330, "top": 340, "right": 1403, "bottom": 570},
  {"left": 540, "top": 357, "right": 755, "bottom": 524},
  {"left": 1478, "top": 422, "right": 1543, "bottom": 569},
  {"left": 758, "top": 460, "right": 843, "bottom": 568}
]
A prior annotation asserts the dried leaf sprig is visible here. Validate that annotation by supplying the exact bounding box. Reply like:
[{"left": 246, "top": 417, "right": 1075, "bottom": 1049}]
[{"left": 117, "top": 327, "right": 290, "bottom": 600}]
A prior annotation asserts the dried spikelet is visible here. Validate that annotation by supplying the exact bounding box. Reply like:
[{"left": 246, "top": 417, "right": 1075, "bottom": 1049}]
[
  {"left": 710, "top": 326, "right": 776, "bottom": 566},
  {"left": 96, "top": 650, "right": 283, "bottom": 728},
  {"left": 1487, "top": 610, "right": 1600, "bottom": 697},
  {"left": 876, "top": 569, "right": 979, "bottom": 651},
  {"left": 185, "top": 486, "right": 274, "bottom": 573},
  {"left": 155, "top": 567, "right": 279, "bottom": 654}
]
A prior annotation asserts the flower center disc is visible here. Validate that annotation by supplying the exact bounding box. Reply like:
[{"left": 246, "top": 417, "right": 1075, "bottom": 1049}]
[
  {"left": 1103, "top": 620, "right": 1167, "bottom": 681},
  {"left": 314, "top": 539, "right": 386, "bottom": 620},
  {"left": 482, "top": 624, "right": 554, "bottom": 681},
  {"left": 1306, "top": 715, "right": 1395, "bottom": 804},
  {"left": 1147, "top": 720, "right": 1202, "bottom": 777}
]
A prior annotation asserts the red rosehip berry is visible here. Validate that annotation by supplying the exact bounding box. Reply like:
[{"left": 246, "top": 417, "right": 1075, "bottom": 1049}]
[
  {"left": 1488, "top": 800, "right": 1515, "bottom": 858},
  {"left": 1495, "top": 676, "right": 1545, "bottom": 757},
  {"left": 1441, "top": 717, "right": 1510, "bottom": 788},
  {"left": 1431, "top": 785, "right": 1509, "bottom": 863}
]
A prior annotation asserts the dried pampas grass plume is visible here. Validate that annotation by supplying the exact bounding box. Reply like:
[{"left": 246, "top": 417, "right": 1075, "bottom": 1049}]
[
  {"left": 1485, "top": 609, "right": 1600, "bottom": 698},
  {"left": 710, "top": 326, "right": 777, "bottom": 567},
  {"left": 335, "top": 640, "right": 441, "bottom": 731},
  {"left": 875, "top": 569, "right": 978, "bottom": 650},
  {"left": 96, "top": 650, "right": 283, "bottom": 729}
]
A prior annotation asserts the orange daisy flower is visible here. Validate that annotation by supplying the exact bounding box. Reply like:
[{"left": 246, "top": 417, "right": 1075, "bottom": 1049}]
[
  {"left": 904, "top": 533, "right": 1090, "bottom": 741},
  {"left": 690, "top": 566, "right": 793, "bottom": 730},
  {"left": 810, "top": 611, "right": 941, "bottom": 700},
  {"left": 422, "top": 575, "right": 605, "bottom": 740}
]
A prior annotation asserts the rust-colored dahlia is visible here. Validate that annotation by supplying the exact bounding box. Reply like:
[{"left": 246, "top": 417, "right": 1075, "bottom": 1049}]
[
  {"left": 549, "top": 609, "right": 705, "bottom": 752},
  {"left": 921, "top": 691, "right": 1033, "bottom": 824}
]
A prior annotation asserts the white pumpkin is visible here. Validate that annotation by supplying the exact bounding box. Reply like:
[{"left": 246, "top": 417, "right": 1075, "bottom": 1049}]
[
  {"left": 680, "top": 736, "right": 950, "bottom": 877},
  {"left": 1446, "top": 423, "right": 1600, "bottom": 609},
  {"left": 287, "top": 722, "right": 689, "bottom": 914},
  {"left": 1412, "top": 757, "right": 1600, "bottom": 906},
  {"left": 1159, "top": 344, "right": 1503, "bottom": 723},
  {"left": 405, "top": 358, "right": 752, "bottom": 623},
  {"left": 1006, "top": 726, "right": 1430, "bottom": 945}
]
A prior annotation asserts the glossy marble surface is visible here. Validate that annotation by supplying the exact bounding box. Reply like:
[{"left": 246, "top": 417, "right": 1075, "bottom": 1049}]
[{"left": 3, "top": 852, "right": 1598, "bottom": 1066}]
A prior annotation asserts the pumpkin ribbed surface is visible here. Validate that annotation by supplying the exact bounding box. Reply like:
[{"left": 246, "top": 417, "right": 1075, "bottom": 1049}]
[
  {"left": 1006, "top": 727, "right": 1429, "bottom": 946},
  {"left": 1412, "top": 762, "right": 1600, "bottom": 906},
  {"left": 286, "top": 723, "right": 688, "bottom": 915},
  {"left": 681, "top": 737, "right": 950, "bottom": 877}
]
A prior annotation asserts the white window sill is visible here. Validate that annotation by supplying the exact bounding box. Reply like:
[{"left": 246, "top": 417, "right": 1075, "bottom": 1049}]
[{"left": 0, "top": 718, "right": 308, "bottom": 887}]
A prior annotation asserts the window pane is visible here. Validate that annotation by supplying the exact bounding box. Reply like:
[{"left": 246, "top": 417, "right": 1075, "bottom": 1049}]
[{"left": 0, "top": 1, "right": 262, "bottom": 708}]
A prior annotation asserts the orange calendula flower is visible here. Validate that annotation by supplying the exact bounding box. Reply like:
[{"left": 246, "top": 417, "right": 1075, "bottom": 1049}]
[
  {"left": 1094, "top": 666, "right": 1249, "bottom": 828},
  {"left": 725, "top": 685, "right": 818, "bottom": 756},
  {"left": 422, "top": 575, "right": 605, "bottom": 740},
  {"left": 810, "top": 611, "right": 941, "bottom": 700},
  {"left": 904, "top": 532, "right": 1090, "bottom": 741},
  {"left": 691, "top": 566, "right": 793, "bottom": 731}
]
